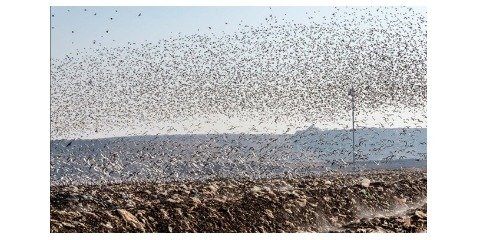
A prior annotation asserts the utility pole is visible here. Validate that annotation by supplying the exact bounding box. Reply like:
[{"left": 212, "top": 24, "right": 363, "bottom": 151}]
[{"left": 349, "top": 87, "right": 355, "bottom": 163}]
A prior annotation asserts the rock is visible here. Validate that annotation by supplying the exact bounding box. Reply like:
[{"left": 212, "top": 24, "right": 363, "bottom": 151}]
[
  {"left": 101, "top": 222, "right": 113, "bottom": 229},
  {"left": 279, "top": 185, "right": 292, "bottom": 192},
  {"left": 213, "top": 197, "right": 226, "bottom": 203},
  {"left": 290, "top": 190, "right": 302, "bottom": 198},
  {"left": 361, "top": 178, "right": 371, "bottom": 188},
  {"left": 125, "top": 200, "right": 136, "bottom": 208},
  {"left": 166, "top": 197, "right": 183, "bottom": 203},
  {"left": 208, "top": 184, "right": 219, "bottom": 192},
  {"left": 285, "top": 220, "right": 295, "bottom": 227},
  {"left": 251, "top": 186, "right": 261, "bottom": 193},
  {"left": 360, "top": 189, "right": 368, "bottom": 196},
  {"left": 60, "top": 210, "right": 82, "bottom": 218},
  {"left": 402, "top": 216, "right": 411, "bottom": 227},
  {"left": 415, "top": 210, "right": 427, "bottom": 219},
  {"left": 50, "top": 168, "right": 427, "bottom": 233},
  {"left": 117, "top": 209, "right": 145, "bottom": 232},
  {"left": 62, "top": 222, "right": 75, "bottom": 228},
  {"left": 175, "top": 208, "right": 183, "bottom": 216},
  {"left": 297, "top": 198, "right": 307, "bottom": 207},
  {"left": 191, "top": 197, "right": 201, "bottom": 205},
  {"left": 394, "top": 196, "right": 407, "bottom": 205},
  {"left": 159, "top": 190, "right": 168, "bottom": 196},
  {"left": 71, "top": 220, "right": 86, "bottom": 228},
  {"left": 357, "top": 228, "right": 367, "bottom": 233},
  {"left": 160, "top": 209, "right": 169, "bottom": 219},
  {"left": 84, "top": 211, "right": 99, "bottom": 219},
  {"left": 263, "top": 186, "right": 276, "bottom": 197},
  {"left": 324, "top": 180, "right": 332, "bottom": 186},
  {"left": 265, "top": 209, "right": 274, "bottom": 219},
  {"left": 143, "top": 190, "right": 151, "bottom": 195}
]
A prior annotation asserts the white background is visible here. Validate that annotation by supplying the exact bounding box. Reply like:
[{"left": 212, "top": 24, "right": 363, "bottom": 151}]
[{"left": 1, "top": 0, "right": 478, "bottom": 239}]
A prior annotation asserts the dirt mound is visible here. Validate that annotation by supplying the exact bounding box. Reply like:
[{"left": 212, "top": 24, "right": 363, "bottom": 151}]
[{"left": 50, "top": 169, "right": 426, "bottom": 232}]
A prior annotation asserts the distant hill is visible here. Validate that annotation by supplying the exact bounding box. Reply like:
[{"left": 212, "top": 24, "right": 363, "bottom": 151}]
[{"left": 51, "top": 127, "right": 426, "bottom": 185}]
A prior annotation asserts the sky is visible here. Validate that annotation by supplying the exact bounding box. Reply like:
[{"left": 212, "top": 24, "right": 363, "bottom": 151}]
[
  {"left": 50, "top": 6, "right": 344, "bottom": 58},
  {"left": 50, "top": 6, "right": 427, "bottom": 139},
  {"left": 50, "top": 6, "right": 428, "bottom": 59}
]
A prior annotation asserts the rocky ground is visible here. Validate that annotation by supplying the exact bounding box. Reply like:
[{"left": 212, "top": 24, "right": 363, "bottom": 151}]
[{"left": 50, "top": 169, "right": 426, "bottom": 233}]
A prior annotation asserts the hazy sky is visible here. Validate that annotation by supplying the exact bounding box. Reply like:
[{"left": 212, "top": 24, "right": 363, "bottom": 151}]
[
  {"left": 51, "top": 6, "right": 426, "bottom": 59},
  {"left": 52, "top": 7, "right": 343, "bottom": 58},
  {"left": 50, "top": 6, "right": 427, "bottom": 139}
]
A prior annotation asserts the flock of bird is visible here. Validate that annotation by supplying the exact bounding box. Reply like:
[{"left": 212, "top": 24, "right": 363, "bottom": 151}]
[
  {"left": 51, "top": 126, "right": 426, "bottom": 185},
  {"left": 50, "top": 7, "right": 427, "bottom": 185}
]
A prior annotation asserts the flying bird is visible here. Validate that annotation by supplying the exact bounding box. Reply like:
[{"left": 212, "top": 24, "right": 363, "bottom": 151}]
[{"left": 50, "top": 6, "right": 426, "bottom": 185}]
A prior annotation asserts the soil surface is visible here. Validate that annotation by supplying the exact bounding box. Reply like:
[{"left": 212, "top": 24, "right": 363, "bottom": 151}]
[{"left": 50, "top": 169, "right": 426, "bottom": 233}]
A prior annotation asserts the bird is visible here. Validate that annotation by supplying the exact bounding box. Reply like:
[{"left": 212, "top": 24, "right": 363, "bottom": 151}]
[
  {"left": 50, "top": 6, "right": 426, "bottom": 185},
  {"left": 65, "top": 140, "right": 73, "bottom": 147}
]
